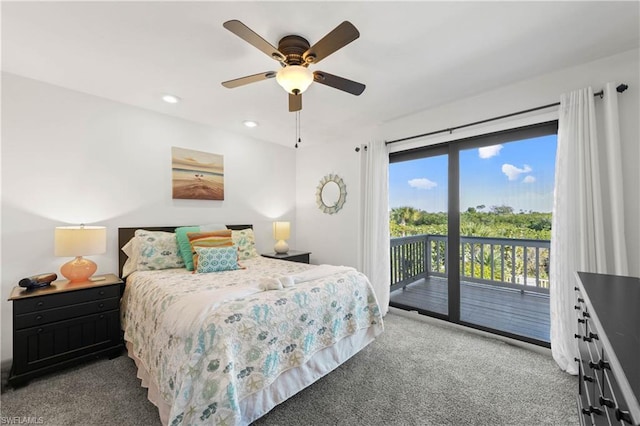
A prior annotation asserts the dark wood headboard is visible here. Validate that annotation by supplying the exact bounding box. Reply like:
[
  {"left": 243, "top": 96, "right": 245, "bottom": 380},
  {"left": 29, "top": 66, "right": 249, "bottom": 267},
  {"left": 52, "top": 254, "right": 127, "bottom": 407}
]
[{"left": 118, "top": 225, "right": 252, "bottom": 278}]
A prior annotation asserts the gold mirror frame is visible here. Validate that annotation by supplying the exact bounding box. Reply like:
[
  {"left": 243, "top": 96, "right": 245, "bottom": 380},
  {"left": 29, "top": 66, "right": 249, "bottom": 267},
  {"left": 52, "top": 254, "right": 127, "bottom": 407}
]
[{"left": 316, "top": 174, "right": 347, "bottom": 215}]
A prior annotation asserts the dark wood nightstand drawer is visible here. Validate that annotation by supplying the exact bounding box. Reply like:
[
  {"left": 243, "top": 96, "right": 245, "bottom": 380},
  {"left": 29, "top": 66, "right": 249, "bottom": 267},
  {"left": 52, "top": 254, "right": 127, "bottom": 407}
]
[
  {"left": 14, "top": 297, "right": 119, "bottom": 329},
  {"left": 13, "top": 285, "right": 119, "bottom": 314},
  {"left": 282, "top": 253, "right": 310, "bottom": 264},
  {"left": 12, "top": 310, "right": 120, "bottom": 376},
  {"left": 262, "top": 250, "right": 311, "bottom": 264}
]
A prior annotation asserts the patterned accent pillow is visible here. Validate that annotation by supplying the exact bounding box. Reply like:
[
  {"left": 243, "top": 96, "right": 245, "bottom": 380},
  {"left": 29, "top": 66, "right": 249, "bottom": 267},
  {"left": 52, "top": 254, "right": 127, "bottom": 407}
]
[
  {"left": 194, "top": 246, "right": 239, "bottom": 273},
  {"left": 232, "top": 228, "right": 259, "bottom": 260},
  {"left": 187, "top": 230, "right": 234, "bottom": 270},
  {"left": 134, "top": 229, "right": 185, "bottom": 271}
]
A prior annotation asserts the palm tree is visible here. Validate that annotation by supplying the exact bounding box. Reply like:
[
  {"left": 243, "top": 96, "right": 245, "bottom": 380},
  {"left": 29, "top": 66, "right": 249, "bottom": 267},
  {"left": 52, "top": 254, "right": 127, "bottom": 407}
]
[{"left": 390, "top": 206, "right": 421, "bottom": 237}]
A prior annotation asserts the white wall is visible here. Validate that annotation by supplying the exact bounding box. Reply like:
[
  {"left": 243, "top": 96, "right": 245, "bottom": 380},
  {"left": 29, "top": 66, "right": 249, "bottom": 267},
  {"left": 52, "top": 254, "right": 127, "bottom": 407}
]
[
  {"left": 1, "top": 73, "right": 297, "bottom": 361},
  {"left": 295, "top": 139, "right": 365, "bottom": 268}
]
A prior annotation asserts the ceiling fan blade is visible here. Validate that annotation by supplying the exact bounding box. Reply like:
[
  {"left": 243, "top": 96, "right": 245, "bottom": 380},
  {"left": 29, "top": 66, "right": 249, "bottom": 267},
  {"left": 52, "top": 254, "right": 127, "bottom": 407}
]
[
  {"left": 221, "top": 71, "right": 276, "bottom": 88},
  {"left": 313, "top": 71, "right": 365, "bottom": 96},
  {"left": 289, "top": 93, "right": 302, "bottom": 112},
  {"left": 303, "top": 21, "right": 360, "bottom": 64},
  {"left": 223, "top": 20, "right": 285, "bottom": 62}
]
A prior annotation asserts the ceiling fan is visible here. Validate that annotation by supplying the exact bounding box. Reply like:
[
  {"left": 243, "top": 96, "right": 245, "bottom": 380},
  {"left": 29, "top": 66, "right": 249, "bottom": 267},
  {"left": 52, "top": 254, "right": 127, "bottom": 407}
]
[{"left": 221, "top": 20, "right": 365, "bottom": 112}]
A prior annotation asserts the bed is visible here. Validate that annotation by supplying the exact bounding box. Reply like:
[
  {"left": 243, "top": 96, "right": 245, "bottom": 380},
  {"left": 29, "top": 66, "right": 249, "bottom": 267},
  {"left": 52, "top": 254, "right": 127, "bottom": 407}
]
[{"left": 118, "top": 225, "right": 384, "bottom": 426}]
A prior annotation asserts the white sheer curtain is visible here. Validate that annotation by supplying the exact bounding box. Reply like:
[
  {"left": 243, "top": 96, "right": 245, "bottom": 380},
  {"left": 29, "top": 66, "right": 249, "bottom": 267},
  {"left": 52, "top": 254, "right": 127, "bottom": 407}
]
[
  {"left": 550, "top": 83, "right": 628, "bottom": 374},
  {"left": 602, "top": 82, "right": 629, "bottom": 275},
  {"left": 361, "top": 140, "right": 390, "bottom": 316}
]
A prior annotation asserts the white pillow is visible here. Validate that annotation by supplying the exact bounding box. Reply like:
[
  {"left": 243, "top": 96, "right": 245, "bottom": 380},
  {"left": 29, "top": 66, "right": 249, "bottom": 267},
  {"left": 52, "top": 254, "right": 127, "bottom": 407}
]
[{"left": 121, "top": 237, "right": 138, "bottom": 278}]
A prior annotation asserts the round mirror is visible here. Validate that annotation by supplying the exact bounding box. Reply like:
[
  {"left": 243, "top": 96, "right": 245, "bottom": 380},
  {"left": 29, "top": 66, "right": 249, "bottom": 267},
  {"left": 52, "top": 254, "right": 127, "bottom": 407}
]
[
  {"left": 316, "top": 174, "right": 347, "bottom": 214},
  {"left": 321, "top": 181, "right": 340, "bottom": 207}
]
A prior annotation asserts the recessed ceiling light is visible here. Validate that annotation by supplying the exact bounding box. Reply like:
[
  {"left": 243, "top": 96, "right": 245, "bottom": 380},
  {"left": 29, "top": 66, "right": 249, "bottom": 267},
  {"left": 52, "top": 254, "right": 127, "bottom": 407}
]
[
  {"left": 243, "top": 120, "right": 259, "bottom": 128},
  {"left": 162, "top": 94, "right": 181, "bottom": 104}
]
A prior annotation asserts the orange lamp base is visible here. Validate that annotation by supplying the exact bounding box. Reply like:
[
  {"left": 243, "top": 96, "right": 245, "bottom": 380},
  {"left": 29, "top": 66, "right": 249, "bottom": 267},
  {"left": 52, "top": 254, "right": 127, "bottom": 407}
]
[{"left": 60, "top": 256, "right": 97, "bottom": 283}]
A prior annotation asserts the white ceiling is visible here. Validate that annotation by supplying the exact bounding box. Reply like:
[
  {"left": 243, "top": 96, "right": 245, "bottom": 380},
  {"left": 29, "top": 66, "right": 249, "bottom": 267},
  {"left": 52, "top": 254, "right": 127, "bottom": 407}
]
[{"left": 2, "top": 1, "right": 639, "bottom": 148}]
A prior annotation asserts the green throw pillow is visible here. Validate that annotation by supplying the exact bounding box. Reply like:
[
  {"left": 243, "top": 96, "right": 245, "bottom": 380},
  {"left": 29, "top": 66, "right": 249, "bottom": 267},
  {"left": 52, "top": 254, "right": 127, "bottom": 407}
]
[{"left": 175, "top": 226, "right": 200, "bottom": 271}]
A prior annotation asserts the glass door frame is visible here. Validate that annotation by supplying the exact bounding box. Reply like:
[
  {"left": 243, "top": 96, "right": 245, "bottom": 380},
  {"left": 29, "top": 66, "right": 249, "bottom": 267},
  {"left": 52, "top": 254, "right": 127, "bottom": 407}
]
[
  {"left": 390, "top": 144, "right": 450, "bottom": 320},
  {"left": 390, "top": 121, "right": 558, "bottom": 347}
]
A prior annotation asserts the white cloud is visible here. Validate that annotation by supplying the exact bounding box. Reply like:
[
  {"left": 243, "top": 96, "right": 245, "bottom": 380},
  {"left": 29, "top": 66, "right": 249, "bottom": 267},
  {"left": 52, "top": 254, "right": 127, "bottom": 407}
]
[
  {"left": 502, "top": 163, "right": 532, "bottom": 180},
  {"left": 408, "top": 178, "right": 437, "bottom": 190},
  {"left": 478, "top": 144, "right": 503, "bottom": 159},
  {"left": 522, "top": 175, "right": 536, "bottom": 183}
]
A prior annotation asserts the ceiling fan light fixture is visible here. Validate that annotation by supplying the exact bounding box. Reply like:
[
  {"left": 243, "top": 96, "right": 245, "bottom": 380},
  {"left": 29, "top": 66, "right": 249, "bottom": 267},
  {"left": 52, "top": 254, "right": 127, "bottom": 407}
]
[{"left": 276, "top": 65, "right": 313, "bottom": 94}]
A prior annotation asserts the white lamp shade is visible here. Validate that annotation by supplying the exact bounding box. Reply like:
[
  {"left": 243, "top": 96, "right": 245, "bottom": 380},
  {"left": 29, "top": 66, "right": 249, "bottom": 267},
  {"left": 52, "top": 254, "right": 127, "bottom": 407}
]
[
  {"left": 276, "top": 66, "right": 314, "bottom": 94},
  {"left": 273, "top": 222, "right": 291, "bottom": 240},
  {"left": 55, "top": 226, "right": 107, "bottom": 257}
]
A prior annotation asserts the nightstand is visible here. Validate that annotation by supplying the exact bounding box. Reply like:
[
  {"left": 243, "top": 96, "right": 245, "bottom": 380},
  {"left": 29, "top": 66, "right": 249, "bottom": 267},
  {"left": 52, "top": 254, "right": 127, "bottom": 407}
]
[
  {"left": 7, "top": 273, "right": 124, "bottom": 387},
  {"left": 262, "top": 250, "right": 311, "bottom": 264}
]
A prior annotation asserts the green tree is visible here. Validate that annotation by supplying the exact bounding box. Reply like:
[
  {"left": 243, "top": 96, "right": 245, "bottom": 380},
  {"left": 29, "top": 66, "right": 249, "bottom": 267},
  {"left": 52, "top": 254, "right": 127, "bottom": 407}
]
[
  {"left": 489, "top": 205, "right": 514, "bottom": 215},
  {"left": 390, "top": 206, "right": 419, "bottom": 226}
]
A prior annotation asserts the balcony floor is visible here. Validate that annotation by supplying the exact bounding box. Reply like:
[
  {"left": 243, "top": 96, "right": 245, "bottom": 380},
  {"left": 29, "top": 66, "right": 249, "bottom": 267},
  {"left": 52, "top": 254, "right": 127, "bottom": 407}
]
[{"left": 389, "top": 276, "right": 550, "bottom": 343}]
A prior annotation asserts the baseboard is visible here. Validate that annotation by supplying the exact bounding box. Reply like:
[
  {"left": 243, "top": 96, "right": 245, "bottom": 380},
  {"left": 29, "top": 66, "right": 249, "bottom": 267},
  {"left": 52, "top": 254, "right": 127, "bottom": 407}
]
[
  {"left": 388, "top": 307, "right": 552, "bottom": 356},
  {"left": 1, "top": 359, "right": 11, "bottom": 374},
  {"left": 1, "top": 359, "right": 12, "bottom": 392}
]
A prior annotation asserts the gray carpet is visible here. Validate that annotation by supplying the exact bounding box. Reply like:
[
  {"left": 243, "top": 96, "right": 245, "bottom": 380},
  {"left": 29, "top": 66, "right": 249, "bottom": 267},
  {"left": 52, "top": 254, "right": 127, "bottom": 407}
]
[{"left": 1, "top": 311, "right": 578, "bottom": 425}]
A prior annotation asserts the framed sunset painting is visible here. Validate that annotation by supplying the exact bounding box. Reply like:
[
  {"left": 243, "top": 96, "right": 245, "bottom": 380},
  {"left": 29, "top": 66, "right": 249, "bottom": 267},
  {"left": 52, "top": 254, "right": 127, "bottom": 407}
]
[{"left": 171, "top": 147, "right": 224, "bottom": 200}]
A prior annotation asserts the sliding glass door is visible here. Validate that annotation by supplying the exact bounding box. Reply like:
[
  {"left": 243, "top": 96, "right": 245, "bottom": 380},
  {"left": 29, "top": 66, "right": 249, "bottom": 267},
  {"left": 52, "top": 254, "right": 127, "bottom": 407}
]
[
  {"left": 389, "top": 147, "right": 448, "bottom": 318},
  {"left": 389, "top": 122, "right": 557, "bottom": 345},
  {"left": 458, "top": 134, "right": 556, "bottom": 342}
]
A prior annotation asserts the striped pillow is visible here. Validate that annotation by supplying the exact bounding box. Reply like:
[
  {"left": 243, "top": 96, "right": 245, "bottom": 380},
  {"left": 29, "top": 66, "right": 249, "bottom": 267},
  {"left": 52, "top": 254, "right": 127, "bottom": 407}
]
[{"left": 187, "top": 230, "right": 233, "bottom": 270}]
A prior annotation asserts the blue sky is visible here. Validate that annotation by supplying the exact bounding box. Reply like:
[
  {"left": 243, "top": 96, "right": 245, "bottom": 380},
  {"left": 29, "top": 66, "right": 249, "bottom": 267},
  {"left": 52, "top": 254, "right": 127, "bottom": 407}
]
[{"left": 389, "top": 135, "right": 557, "bottom": 213}]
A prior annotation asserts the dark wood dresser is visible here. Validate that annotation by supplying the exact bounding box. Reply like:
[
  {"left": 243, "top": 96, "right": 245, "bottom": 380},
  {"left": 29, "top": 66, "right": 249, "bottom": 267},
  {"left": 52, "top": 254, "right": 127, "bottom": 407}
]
[
  {"left": 574, "top": 272, "right": 640, "bottom": 425},
  {"left": 7, "top": 274, "right": 124, "bottom": 387}
]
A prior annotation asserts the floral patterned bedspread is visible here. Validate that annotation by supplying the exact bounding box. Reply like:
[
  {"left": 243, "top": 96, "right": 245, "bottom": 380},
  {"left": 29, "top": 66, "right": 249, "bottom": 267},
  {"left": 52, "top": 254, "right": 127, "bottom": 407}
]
[{"left": 121, "top": 256, "right": 383, "bottom": 425}]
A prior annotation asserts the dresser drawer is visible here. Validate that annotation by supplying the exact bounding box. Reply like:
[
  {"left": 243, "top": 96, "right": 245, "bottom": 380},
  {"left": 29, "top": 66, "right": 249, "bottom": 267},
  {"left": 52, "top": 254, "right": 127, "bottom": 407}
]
[
  {"left": 14, "top": 297, "right": 119, "bottom": 330},
  {"left": 13, "top": 285, "right": 119, "bottom": 314},
  {"left": 577, "top": 341, "right": 602, "bottom": 415},
  {"left": 603, "top": 367, "right": 635, "bottom": 425}
]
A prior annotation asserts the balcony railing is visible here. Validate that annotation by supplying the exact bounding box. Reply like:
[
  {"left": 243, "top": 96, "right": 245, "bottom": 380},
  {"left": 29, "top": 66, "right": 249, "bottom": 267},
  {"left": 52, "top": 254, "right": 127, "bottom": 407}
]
[{"left": 390, "top": 234, "right": 550, "bottom": 294}]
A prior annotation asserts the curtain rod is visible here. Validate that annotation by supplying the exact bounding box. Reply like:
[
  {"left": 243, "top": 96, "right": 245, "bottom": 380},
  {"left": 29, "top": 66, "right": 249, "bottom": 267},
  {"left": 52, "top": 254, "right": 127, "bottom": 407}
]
[{"left": 385, "top": 83, "right": 629, "bottom": 145}]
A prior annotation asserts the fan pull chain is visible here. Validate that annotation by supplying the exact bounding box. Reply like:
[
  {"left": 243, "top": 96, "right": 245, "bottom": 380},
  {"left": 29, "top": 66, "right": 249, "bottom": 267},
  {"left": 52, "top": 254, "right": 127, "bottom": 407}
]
[{"left": 295, "top": 111, "right": 302, "bottom": 148}]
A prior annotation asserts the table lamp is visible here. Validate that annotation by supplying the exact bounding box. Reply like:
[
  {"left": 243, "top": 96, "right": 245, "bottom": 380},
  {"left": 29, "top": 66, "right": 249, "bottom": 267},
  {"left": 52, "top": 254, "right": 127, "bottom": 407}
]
[
  {"left": 55, "top": 225, "right": 106, "bottom": 283},
  {"left": 273, "top": 221, "right": 290, "bottom": 254}
]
